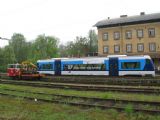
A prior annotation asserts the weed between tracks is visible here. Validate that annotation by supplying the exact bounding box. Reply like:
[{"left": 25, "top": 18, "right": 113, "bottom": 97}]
[
  {"left": 0, "top": 97, "right": 160, "bottom": 120},
  {"left": 1, "top": 88, "right": 160, "bottom": 111},
  {"left": 1, "top": 84, "right": 160, "bottom": 102}
]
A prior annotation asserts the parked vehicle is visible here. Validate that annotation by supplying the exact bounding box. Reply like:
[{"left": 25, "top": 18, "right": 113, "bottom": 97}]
[
  {"left": 7, "top": 61, "right": 44, "bottom": 79},
  {"left": 37, "top": 55, "right": 155, "bottom": 77}
]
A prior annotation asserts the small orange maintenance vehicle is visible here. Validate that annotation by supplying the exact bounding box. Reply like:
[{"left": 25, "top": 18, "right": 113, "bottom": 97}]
[{"left": 7, "top": 61, "right": 44, "bottom": 79}]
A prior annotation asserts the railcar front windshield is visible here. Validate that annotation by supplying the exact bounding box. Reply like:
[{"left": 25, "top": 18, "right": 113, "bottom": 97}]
[
  {"left": 16, "top": 64, "right": 22, "bottom": 68},
  {"left": 8, "top": 64, "right": 16, "bottom": 68},
  {"left": 8, "top": 64, "right": 22, "bottom": 68},
  {"left": 146, "top": 59, "right": 155, "bottom": 70}
]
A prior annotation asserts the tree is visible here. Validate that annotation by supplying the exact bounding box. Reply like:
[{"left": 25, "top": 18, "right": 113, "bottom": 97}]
[
  {"left": 29, "top": 34, "right": 59, "bottom": 62},
  {"left": 58, "top": 44, "right": 68, "bottom": 57},
  {"left": 59, "top": 36, "right": 89, "bottom": 57},
  {"left": 9, "top": 33, "right": 28, "bottom": 63},
  {"left": 74, "top": 36, "right": 89, "bottom": 57},
  {"left": 0, "top": 46, "right": 16, "bottom": 72},
  {"left": 88, "top": 29, "right": 98, "bottom": 53},
  {"left": 59, "top": 29, "right": 98, "bottom": 57}
]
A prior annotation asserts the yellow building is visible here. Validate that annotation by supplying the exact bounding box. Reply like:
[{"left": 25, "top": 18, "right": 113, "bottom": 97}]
[{"left": 95, "top": 12, "right": 160, "bottom": 68}]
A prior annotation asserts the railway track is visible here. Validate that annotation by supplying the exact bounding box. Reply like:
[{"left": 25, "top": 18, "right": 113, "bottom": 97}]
[
  {"left": 0, "top": 79, "right": 160, "bottom": 94},
  {"left": 0, "top": 88, "right": 160, "bottom": 115},
  {"left": 42, "top": 78, "right": 160, "bottom": 86},
  {"left": 43, "top": 75, "right": 160, "bottom": 86},
  {"left": 1, "top": 72, "right": 160, "bottom": 86}
]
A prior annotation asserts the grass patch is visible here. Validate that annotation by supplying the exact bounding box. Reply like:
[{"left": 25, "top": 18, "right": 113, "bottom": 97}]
[
  {"left": 0, "top": 97, "right": 160, "bottom": 120},
  {"left": 0, "top": 84, "right": 160, "bottom": 102}
]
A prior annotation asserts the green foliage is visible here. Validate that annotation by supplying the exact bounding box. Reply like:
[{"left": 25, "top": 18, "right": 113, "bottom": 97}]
[
  {"left": 0, "top": 33, "right": 59, "bottom": 72},
  {"left": 0, "top": 30, "right": 96, "bottom": 72},
  {"left": 108, "top": 109, "right": 119, "bottom": 120},
  {"left": 88, "top": 29, "right": 98, "bottom": 53},
  {"left": 28, "top": 34, "right": 59, "bottom": 63},
  {"left": 124, "top": 104, "right": 134, "bottom": 117},
  {"left": 0, "top": 97, "right": 160, "bottom": 120},
  {"left": 10, "top": 33, "right": 28, "bottom": 63},
  {"left": 0, "top": 45, "right": 16, "bottom": 72},
  {"left": 59, "top": 29, "right": 98, "bottom": 57}
]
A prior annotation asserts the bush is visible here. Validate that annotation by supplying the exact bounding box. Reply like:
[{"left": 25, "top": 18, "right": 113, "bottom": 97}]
[{"left": 124, "top": 104, "right": 133, "bottom": 117}]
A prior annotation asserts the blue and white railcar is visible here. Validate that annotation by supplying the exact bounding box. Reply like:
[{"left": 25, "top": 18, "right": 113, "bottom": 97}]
[
  {"left": 37, "top": 58, "right": 68, "bottom": 75},
  {"left": 37, "top": 59, "right": 55, "bottom": 75},
  {"left": 61, "top": 57, "right": 109, "bottom": 75},
  {"left": 37, "top": 55, "right": 155, "bottom": 77},
  {"left": 118, "top": 55, "right": 155, "bottom": 76}
]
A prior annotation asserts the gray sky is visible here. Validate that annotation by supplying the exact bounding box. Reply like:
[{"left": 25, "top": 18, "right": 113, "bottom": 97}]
[{"left": 0, "top": 0, "right": 160, "bottom": 47}]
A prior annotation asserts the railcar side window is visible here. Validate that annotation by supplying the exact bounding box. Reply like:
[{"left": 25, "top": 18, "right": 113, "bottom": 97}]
[
  {"left": 63, "top": 64, "right": 106, "bottom": 71},
  {"left": 42, "top": 64, "right": 53, "bottom": 70},
  {"left": 121, "top": 62, "right": 140, "bottom": 69}
]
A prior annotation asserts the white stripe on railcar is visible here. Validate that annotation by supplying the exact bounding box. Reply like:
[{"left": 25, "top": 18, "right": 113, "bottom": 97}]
[
  {"left": 119, "top": 56, "right": 151, "bottom": 60},
  {"left": 38, "top": 71, "right": 55, "bottom": 75},
  {"left": 37, "top": 59, "right": 55, "bottom": 62},
  {"left": 119, "top": 71, "right": 155, "bottom": 76},
  {"left": 62, "top": 71, "right": 109, "bottom": 75}
]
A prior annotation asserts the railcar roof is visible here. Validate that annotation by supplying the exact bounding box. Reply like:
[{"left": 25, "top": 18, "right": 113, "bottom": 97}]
[{"left": 37, "top": 55, "right": 151, "bottom": 62}]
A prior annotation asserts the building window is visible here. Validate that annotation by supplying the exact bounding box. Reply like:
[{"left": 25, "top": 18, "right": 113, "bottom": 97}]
[
  {"left": 103, "top": 46, "right": 109, "bottom": 53},
  {"left": 148, "top": 28, "right": 155, "bottom": 37},
  {"left": 137, "top": 29, "right": 143, "bottom": 38},
  {"left": 126, "top": 30, "right": 132, "bottom": 39},
  {"left": 114, "top": 45, "right": 120, "bottom": 53},
  {"left": 114, "top": 32, "right": 120, "bottom": 40},
  {"left": 149, "top": 43, "right": 156, "bottom": 52},
  {"left": 137, "top": 43, "right": 144, "bottom": 52},
  {"left": 102, "top": 33, "right": 108, "bottom": 41},
  {"left": 126, "top": 44, "right": 132, "bottom": 53}
]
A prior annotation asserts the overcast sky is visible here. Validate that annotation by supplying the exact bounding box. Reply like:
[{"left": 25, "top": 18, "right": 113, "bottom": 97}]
[{"left": 0, "top": 0, "right": 160, "bottom": 47}]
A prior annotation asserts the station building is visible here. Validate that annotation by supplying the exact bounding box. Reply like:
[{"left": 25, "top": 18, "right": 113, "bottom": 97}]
[{"left": 94, "top": 12, "right": 160, "bottom": 68}]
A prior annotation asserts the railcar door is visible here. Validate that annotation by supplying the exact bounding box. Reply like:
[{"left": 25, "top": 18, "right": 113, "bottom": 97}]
[
  {"left": 55, "top": 60, "right": 61, "bottom": 75},
  {"left": 109, "top": 57, "right": 119, "bottom": 76}
]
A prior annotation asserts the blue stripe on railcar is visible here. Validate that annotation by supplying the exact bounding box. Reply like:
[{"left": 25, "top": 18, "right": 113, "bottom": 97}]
[
  {"left": 119, "top": 59, "right": 145, "bottom": 71},
  {"left": 144, "top": 59, "right": 155, "bottom": 71},
  {"left": 61, "top": 61, "right": 83, "bottom": 70},
  {"left": 104, "top": 60, "right": 109, "bottom": 70}
]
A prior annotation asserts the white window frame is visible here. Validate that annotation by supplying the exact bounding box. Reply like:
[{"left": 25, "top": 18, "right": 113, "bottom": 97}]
[
  {"left": 103, "top": 46, "right": 109, "bottom": 53},
  {"left": 114, "top": 45, "right": 120, "bottom": 53},
  {"left": 149, "top": 43, "right": 156, "bottom": 52},
  {"left": 137, "top": 29, "right": 143, "bottom": 38},
  {"left": 126, "top": 44, "right": 132, "bottom": 53},
  {"left": 137, "top": 43, "right": 144, "bottom": 52},
  {"left": 114, "top": 32, "right": 120, "bottom": 40},
  {"left": 126, "top": 31, "right": 132, "bottom": 39},
  {"left": 148, "top": 28, "right": 155, "bottom": 37},
  {"left": 103, "top": 33, "right": 108, "bottom": 41}
]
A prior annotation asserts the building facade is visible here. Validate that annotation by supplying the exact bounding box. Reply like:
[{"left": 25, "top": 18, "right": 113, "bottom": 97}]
[{"left": 95, "top": 12, "right": 160, "bottom": 68}]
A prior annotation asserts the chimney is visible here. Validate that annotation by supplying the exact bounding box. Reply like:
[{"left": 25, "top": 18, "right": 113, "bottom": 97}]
[
  {"left": 120, "top": 15, "right": 127, "bottom": 18},
  {"left": 140, "top": 12, "right": 145, "bottom": 15}
]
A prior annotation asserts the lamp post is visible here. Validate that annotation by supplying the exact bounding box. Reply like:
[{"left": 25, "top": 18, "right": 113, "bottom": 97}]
[{"left": 0, "top": 37, "right": 11, "bottom": 41}]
